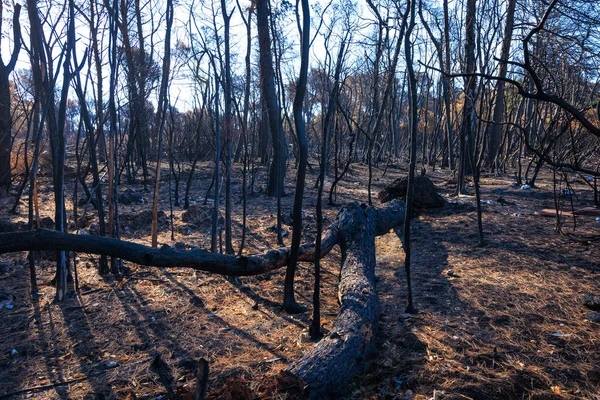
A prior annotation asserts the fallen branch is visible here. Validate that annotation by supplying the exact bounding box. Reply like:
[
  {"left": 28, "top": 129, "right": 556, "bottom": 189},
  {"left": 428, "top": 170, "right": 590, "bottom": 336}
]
[
  {"left": 537, "top": 207, "right": 600, "bottom": 218},
  {"left": 0, "top": 357, "right": 154, "bottom": 399},
  {"left": 0, "top": 374, "right": 101, "bottom": 399}
]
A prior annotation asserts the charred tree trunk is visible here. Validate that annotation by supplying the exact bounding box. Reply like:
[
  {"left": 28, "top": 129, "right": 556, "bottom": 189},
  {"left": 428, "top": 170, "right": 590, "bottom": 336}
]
[
  {"left": 283, "top": 0, "right": 310, "bottom": 314},
  {"left": 402, "top": 0, "right": 417, "bottom": 314},
  {"left": 73, "top": 65, "right": 109, "bottom": 274},
  {"left": 221, "top": 0, "right": 234, "bottom": 255},
  {"left": 0, "top": 4, "right": 22, "bottom": 192},
  {"left": 235, "top": 0, "right": 253, "bottom": 255},
  {"left": 442, "top": 0, "right": 454, "bottom": 169},
  {"left": 184, "top": 94, "right": 207, "bottom": 209},
  {"left": 27, "top": 0, "right": 79, "bottom": 300},
  {"left": 486, "top": 0, "right": 516, "bottom": 169},
  {"left": 455, "top": 0, "right": 477, "bottom": 194},
  {"left": 286, "top": 201, "right": 406, "bottom": 397},
  {"left": 257, "top": 0, "right": 286, "bottom": 198},
  {"left": 150, "top": 0, "right": 173, "bottom": 248},
  {"left": 0, "top": 200, "right": 406, "bottom": 397}
]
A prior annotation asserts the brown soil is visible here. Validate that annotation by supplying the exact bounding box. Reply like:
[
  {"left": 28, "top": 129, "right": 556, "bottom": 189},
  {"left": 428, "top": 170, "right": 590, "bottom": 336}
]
[{"left": 0, "top": 161, "right": 598, "bottom": 399}]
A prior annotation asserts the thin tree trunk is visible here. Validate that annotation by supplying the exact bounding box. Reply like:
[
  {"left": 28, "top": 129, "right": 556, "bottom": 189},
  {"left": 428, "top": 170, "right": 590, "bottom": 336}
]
[
  {"left": 27, "top": 97, "right": 42, "bottom": 296},
  {"left": 0, "top": 4, "right": 21, "bottom": 192},
  {"left": 443, "top": 0, "right": 454, "bottom": 169},
  {"left": 257, "top": 0, "right": 286, "bottom": 198},
  {"left": 210, "top": 60, "right": 221, "bottom": 254},
  {"left": 455, "top": 0, "right": 477, "bottom": 195},
  {"left": 151, "top": 0, "right": 173, "bottom": 248},
  {"left": 221, "top": 0, "right": 234, "bottom": 255},
  {"left": 486, "top": 0, "right": 516, "bottom": 169},
  {"left": 402, "top": 0, "right": 417, "bottom": 314},
  {"left": 72, "top": 60, "right": 109, "bottom": 273},
  {"left": 236, "top": 0, "right": 253, "bottom": 256},
  {"left": 283, "top": 0, "right": 310, "bottom": 313},
  {"left": 107, "top": 0, "right": 120, "bottom": 273}
]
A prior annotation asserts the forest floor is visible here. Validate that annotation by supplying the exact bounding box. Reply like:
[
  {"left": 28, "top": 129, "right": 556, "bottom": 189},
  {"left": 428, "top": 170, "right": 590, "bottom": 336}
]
[{"left": 0, "top": 159, "right": 599, "bottom": 400}]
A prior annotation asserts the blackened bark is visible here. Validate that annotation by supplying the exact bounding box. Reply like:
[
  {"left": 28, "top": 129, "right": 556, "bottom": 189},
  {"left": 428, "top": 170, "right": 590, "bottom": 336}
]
[
  {"left": 27, "top": 0, "right": 74, "bottom": 300},
  {"left": 73, "top": 67, "right": 109, "bottom": 274},
  {"left": 403, "top": 0, "right": 417, "bottom": 313},
  {"left": 0, "top": 200, "right": 407, "bottom": 396},
  {"left": 286, "top": 200, "right": 406, "bottom": 397},
  {"left": 283, "top": 0, "right": 310, "bottom": 313},
  {"left": 221, "top": 0, "right": 234, "bottom": 255},
  {"left": 486, "top": 0, "right": 516, "bottom": 168},
  {"left": 0, "top": 4, "right": 22, "bottom": 192},
  {"left": 256, "top": 0, "right": 286, "bottom": 197},
  {"left": 150, "top": 0, "right": 174, "bottom": 248},
  {"left": 0, "top": 66, "right": 13, "bottom": 191},
  {"left": 456, "top": 0, "right": 477, "bottom": 194},
  {"left": 443, "top": 0, "right": 454, "bottom": 169},
  {"left": 0, "top": 201, "right": 404, "bottom": 277}
]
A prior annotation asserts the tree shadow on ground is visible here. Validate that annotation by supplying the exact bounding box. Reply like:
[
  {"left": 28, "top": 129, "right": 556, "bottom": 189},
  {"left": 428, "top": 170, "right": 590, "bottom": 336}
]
[
  {"left": 157, "top": 269, "right": 292, "bottom": 360},
  {"left": 379, "top": 206, "right": 600, "bottom": 399},
  {"left": 69, "top": 266, "right": 297, "bottom": 398},
  {"left": 57, "top": 295, "right": 119, "bottom": 399},
  {"left": 0, "top": 279, "right": 120, "bottom": 399},
  {"left": 355, "top": 211, "right": 559, "bottom": 399}
]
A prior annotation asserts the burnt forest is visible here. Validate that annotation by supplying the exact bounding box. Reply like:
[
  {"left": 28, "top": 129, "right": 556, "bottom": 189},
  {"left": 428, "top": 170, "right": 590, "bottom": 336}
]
[{"left": 0, "top": 0, "right": 599, "bottom": 398}]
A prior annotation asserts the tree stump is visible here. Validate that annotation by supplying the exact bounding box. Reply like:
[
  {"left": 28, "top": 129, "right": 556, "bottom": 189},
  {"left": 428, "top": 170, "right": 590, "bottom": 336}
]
[{"left": 378, "top": 175, "right": 445, "bottom": 209}]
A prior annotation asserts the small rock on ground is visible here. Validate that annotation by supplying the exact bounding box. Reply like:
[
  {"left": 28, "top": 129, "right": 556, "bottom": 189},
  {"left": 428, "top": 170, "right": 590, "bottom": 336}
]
[
  {"left": 584, "top": 312, "right": 600, "bottom": 323},
  {"left": 581, "top": 294, "right": 600, "bottom": 311}
]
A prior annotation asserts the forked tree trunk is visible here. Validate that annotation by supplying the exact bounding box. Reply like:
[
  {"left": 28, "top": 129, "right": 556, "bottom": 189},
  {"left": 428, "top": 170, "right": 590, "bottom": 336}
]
[{"left": 0, "top": 200, "right": 406, "bottom": 397}]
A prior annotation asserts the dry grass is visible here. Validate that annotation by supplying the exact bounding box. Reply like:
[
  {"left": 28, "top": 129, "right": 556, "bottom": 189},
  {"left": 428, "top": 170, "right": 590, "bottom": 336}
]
[{"left": 0, "top": 162, "right": 598, "bottom": 399}]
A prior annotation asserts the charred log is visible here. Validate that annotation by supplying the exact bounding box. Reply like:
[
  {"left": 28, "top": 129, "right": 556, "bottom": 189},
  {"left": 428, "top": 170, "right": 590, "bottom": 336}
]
[
  {"left": 0, "top": 200, "right": 407, "bottom": 397},
  {"left": 286, "top": 201, "right": 405, "bottom": 398},
  {"left": 0, "top": 227, "right": 339, "bottom": 276}
]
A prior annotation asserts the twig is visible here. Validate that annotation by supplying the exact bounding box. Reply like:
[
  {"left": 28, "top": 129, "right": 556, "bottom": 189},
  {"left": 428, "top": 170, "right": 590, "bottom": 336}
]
[
  {"left": 0, "top": 372, "right": 104, "bottom": 399},
  {"left": 0, "top": 357, "right": 154, "bottom": 399},
  {"left": 80, "top": 288, "right": 105, "bottom": 296}
]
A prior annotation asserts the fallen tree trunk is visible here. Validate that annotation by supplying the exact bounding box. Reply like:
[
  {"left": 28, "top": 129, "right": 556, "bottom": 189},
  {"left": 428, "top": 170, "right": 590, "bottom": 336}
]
[
  {"left": 0, "top": 226, "right": 339, "bottom": 276},
  {"left": 0, "top": 199, "right": 406, "bottom": 397},
  {"left": 286, "top": 201, "right": 406, "bottom": 398}
]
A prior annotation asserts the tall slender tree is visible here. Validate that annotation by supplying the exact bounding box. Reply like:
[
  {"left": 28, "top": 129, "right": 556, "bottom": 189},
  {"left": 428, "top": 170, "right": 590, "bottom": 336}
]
[
  {"left": 486, "top": 0, "right": 516, "bottom": 169},
  {"left": 257, "top": 0, "right": 287, "bottom": 199},
  {"left": 283, "top": 0, "right": 311, "bottom": 314},
  {"left": 402, "top": 0, "right": 417, "bottom": 314},
  {"left": 151, "top": 0, "right": 174, "bottom": 248},
  {"left": 27, "top": 0, "right": 81, "bottom": 300},
  {"left": 455, "top": 0, "right": 477, "bottom": 194},
  {"left": 220, "top": 0, "right": 235, "bottom": 255},
  {"left": 0, "top": 4, "right": 22, "bottom": 193}
]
